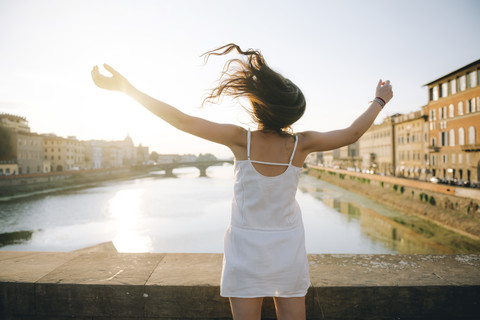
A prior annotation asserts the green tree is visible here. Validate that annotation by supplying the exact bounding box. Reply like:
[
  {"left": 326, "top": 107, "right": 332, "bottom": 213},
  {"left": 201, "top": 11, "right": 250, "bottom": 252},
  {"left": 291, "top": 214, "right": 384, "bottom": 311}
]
[{"left": 0, "top": 127, "right": 14, "bottom": 160}]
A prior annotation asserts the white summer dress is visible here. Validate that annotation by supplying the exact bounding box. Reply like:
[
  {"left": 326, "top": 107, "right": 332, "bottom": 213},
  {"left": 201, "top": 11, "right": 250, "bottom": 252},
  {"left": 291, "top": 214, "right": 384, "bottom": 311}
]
[{"left": 220, "top": 129, "right": 310, "bottom": 298}]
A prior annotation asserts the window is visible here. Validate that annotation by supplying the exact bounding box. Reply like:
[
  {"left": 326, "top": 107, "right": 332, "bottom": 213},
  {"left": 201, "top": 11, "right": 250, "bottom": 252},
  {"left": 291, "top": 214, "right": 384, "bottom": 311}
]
[
  {"left": 450, "top": 78, "right": 457, "bottom": 94},
  {"left": 449, "top": 129, "right": 455, "bottom": 146},
  {"left": 432, "top": 109, "right": 436, "bottom": 120},
  {"left": 441, "top": 83, "right": 448, "bottom": 97},
  {"left": 443, "top": 106, "right": 447, "bottom": 119},
  {"left": 449, "top": 104, "right": 455, "bottom": 117},
  {"left": 440, "top": 131, "right": 448, "bottom": 147},
  {"left": 442, "top": 154, "right": 447, "bottom": 164},
  {"left": 468, "top": 98, "right": 475, "bottom": 113},
  {"left": 459, "top": 128, "right": 465, "bottom": 145},
  {"left": 432, "top": 137, "right": 437, "bottom": 147},
  {"left": 471, "top": 71, "right": 477, "bottom": 87},
  {"left": 432, "top": 86, "right": 439, "bottom": 100},
  {"left": 458, "top": 101, "right": 464, "bottom": 115},
  {"left": 459, "top": 75, "right": 466, "bottom": 91},
  {"left": 459, "top": 154, "right": 463, "bottom": 164},
  {"left": 468, "top": 126, "right": 476, "bottom": 144},
  {"left": 466, "top": 100, "right": 472, "bottom": 113},
  {"left": 452, "top": 154, "right": 456, "bottom": 164}
]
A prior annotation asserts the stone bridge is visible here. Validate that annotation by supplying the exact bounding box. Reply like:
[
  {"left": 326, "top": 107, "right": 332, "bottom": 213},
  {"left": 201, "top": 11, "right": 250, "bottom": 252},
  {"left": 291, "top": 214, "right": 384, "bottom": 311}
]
[{"left": 140, "top": 160, "right": 234, "bottom": 177}]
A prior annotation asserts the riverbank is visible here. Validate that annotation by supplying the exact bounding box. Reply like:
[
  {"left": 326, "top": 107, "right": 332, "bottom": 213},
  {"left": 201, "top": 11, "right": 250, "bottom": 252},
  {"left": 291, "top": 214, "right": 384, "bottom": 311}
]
[
  {"left": 306, "top": 166, "right": 480, "bottom": 241},
  {"left": 0, "top": 167, "right": 149, "bottom": 201}
]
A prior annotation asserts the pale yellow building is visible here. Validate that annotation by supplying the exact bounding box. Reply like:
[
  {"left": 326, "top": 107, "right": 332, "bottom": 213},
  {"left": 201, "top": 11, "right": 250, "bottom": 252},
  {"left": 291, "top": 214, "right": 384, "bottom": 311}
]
[
  {"left": 43, "top": 135, "right": 86, "bottom": 172},
  {"left": 358, "top": 115, "right": 398, "bottom": 175},
  {"left": 0, "top": 114, "right": 45, "bottom": 174},
  {"left": 0, "top": 163, "right": 18, "bottom": 176},
  {"left": 394, "top": 110, "right": 428, "bottom": 179}
]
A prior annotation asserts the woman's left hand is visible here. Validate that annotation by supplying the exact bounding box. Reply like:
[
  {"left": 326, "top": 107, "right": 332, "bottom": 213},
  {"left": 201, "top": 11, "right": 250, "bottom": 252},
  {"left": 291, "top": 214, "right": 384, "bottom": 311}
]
[{"left": 91, "top": 64, "right": 130, "bottom": 92}]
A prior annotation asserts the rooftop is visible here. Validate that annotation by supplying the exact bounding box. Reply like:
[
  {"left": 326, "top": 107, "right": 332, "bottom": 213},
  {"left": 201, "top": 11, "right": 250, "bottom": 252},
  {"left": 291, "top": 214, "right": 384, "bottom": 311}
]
[{"left": 424, "top": 59, "right": 480, "bottom": 86}]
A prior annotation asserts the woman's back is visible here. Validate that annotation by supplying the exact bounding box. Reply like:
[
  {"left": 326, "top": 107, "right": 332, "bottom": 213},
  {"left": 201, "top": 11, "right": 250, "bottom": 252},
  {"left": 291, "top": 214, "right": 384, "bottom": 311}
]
[
  {"left": 233, "top": 129, "right": 303, "bottom": 177},
  {"left": 231, "top": 129, "right": 302, "bottom": 229}
]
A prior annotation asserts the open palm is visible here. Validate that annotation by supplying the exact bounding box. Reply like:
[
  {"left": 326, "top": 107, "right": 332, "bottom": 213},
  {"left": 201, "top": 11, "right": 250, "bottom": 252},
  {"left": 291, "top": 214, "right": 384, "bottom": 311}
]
[{"left": 91, "top": 64, "right": 129, "bottom": 91}]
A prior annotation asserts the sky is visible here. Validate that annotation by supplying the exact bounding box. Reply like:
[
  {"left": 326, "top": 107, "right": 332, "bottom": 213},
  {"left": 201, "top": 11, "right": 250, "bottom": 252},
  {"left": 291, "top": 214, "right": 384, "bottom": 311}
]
[{"left": 0, "top": 0, "right": 479, "bottom": 158}]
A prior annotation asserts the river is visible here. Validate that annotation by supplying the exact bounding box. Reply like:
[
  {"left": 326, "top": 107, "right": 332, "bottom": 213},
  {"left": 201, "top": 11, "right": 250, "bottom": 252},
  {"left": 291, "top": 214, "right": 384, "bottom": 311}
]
[{"left": 1, "top": 164, "right": 479, "bottom": 254}]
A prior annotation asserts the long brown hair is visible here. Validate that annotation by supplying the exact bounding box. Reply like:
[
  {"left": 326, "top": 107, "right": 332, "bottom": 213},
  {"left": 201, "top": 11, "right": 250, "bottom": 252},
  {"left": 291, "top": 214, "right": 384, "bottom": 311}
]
[{"left": 202, "top": 43, "right": 305, "bottom": 133}]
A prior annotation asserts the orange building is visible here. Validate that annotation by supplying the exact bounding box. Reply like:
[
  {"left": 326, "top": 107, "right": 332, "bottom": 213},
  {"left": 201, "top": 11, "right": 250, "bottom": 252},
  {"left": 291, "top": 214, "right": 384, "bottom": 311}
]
[{"left": 423, "top": 59, "right": 480, "bottom": 184}]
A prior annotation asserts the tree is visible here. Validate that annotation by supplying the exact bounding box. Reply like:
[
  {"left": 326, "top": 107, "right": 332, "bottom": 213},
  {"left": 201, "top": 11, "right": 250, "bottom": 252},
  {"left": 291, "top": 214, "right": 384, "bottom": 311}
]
[
  {"left": 149, "top": 151, "right": 159, "bottom": 162},
  {"left": 197, "top": 153, "right": 217, "bottom": 161},
  {"left": 0, "top": 127, "right": 14, "bottom": 160}
]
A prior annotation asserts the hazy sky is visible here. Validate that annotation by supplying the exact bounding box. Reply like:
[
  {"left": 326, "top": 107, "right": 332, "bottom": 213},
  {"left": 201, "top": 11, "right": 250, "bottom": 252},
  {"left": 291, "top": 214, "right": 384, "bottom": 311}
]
[{"left": 1, "top": 0, "right": 479, "bottom": 158}]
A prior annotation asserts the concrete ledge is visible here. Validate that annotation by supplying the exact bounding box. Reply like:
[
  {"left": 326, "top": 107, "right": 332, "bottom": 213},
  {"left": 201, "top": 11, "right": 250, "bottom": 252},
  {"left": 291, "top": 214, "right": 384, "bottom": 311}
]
[{"left": 1, "top": 243, "right": 479, "bottom": 319}]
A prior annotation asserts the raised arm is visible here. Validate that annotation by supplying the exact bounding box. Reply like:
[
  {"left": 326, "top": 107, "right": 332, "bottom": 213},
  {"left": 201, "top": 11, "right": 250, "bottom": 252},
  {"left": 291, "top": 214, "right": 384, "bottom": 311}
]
[
  {"left": 301, "top": 80, "right": 393, "bottom": 152},
  {"left": 91, "top": 64, "right": 244, "bottom": 148}
]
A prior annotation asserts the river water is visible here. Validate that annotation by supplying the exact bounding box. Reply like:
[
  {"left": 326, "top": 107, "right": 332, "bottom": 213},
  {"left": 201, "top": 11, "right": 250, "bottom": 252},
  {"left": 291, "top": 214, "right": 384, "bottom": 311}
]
[{"left": 1, "top": 165, "right": 479, "bottom": 254}]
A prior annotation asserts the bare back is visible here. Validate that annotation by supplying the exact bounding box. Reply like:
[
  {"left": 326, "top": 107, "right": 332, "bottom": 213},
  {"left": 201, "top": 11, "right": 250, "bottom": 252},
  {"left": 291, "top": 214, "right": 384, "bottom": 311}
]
[{"left": 230, "top": 129, "right": 309, "bottom": 177}]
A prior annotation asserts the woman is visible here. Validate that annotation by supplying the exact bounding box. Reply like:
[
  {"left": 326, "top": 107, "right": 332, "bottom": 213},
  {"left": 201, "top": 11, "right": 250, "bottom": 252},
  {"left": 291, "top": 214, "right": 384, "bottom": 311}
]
[{"left": 91, "top": 43, "right": 393, "bottom": 319}]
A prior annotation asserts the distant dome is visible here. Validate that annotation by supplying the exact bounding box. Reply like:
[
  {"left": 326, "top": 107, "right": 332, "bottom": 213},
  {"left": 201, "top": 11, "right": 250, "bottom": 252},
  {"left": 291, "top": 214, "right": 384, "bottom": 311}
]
[{"left": 124, "top": 133, "right": 133, "bottom": 143}]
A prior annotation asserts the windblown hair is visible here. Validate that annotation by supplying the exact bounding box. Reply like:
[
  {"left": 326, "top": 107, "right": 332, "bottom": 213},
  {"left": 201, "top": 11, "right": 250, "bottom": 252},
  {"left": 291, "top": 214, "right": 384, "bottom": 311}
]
[{"left": 202, "top": 43, "right": 306, "bottom": 133}]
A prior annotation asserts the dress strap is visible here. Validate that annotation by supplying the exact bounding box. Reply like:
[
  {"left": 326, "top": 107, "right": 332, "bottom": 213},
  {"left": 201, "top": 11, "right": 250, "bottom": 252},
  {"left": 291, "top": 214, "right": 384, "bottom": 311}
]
[
  {"left": 247, "top": 129, "right": 298, "bottom": 167},
  {"left": 288, "top": 134, "right": 298, "bottom": 165}
]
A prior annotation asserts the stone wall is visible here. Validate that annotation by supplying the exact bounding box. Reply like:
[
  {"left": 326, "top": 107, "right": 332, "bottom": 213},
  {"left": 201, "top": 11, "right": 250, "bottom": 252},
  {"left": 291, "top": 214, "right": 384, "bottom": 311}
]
[{"left": 1, "top": 242, "right": 479, "bottom": 319}]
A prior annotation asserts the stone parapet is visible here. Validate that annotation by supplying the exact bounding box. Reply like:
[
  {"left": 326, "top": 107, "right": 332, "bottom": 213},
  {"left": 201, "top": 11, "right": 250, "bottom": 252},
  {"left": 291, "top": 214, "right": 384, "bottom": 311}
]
[{"left": 1, "top": 242, "right": 479, "bottom": 319}]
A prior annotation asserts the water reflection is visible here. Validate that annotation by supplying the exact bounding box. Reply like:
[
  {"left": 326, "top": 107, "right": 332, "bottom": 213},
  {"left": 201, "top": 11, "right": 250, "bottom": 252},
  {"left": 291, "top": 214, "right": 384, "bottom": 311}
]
[
  {"left": 299, "top": 180, "right": 480, "bottom": 254},
  {"left": 108, "top": 189, "right": 153, "bottom": 252},
  {"left": 1, "top": 166, "right": 479, "bottom": 254}
]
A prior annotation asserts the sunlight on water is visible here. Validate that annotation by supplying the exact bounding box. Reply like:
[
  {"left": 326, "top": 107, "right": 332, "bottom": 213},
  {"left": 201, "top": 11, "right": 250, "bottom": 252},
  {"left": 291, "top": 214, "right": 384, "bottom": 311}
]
[
  {"left": 0, "top": 165, "right": 479, "bottom": 254},
  {"left": 108, "top": 189, "right": 153, "bottom": 253}
]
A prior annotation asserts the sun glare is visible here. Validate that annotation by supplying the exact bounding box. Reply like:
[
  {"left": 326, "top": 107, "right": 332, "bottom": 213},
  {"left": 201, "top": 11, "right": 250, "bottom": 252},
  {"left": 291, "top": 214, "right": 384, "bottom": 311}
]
[{"left": 108, "top": 189, "right": 153, "bottom": 253}]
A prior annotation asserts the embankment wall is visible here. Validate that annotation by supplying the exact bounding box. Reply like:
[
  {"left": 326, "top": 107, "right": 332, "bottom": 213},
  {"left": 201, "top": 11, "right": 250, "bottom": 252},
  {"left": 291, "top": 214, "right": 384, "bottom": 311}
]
[
  {"left": 306, "top": 165, "right": 480, "bottom": 240},
  {"left": 0, "top": 167, "right": 137, "bottom": 199}
]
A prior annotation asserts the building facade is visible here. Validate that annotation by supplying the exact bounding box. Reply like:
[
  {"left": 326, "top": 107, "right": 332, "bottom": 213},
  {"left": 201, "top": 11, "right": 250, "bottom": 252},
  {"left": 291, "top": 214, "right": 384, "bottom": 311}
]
[
  {"left": 43, "top": 135, "right": 86, "bottom": 172},
  {"left": 393, "top": 110, "right": 428, "bottom": 179},
  {"left": 358, "top": 115, "right": 397, "bottom": 175},
  {"left": 424, "top": 59, "right": 480, "bottom": 184},
  {"left": 0, "top": 114, "right": 45, "bottom": 174}
]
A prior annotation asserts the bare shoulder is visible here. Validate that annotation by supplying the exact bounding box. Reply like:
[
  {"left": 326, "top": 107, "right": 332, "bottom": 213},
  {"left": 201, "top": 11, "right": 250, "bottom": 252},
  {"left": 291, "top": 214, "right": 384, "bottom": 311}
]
[
  {"left": 296, "top": 131, "right": 323, "bottom": 152},
  {"left": 225, "top": 125, "right": 248, "bottom": 158}
]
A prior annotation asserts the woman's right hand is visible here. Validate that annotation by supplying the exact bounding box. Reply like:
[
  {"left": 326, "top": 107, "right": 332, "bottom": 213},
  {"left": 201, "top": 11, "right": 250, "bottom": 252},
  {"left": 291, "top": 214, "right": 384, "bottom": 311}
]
[
  {"left": 91, "top": 64, "right": 131, "bottom": 92},
  {"left": 375, "top": 79, "right": 393, "bottom": 104}
]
